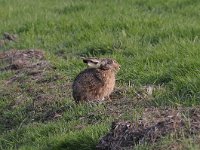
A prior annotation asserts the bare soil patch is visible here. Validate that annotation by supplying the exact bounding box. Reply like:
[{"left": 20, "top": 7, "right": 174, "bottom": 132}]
[
  {"left": 104, "top": 85, "right": 164, "bottom": 120},
  {"left": 0, "top": 49, "right": 46, "bottom": 71},
  {"left": 96, "top": 107, "right": 200, "bottom": 150},
  {"left": 0, "top": 49, "right": 71, "bottom": 130}
]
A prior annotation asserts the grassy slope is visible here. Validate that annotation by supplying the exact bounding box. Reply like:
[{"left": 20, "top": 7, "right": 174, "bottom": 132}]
[{"left": 0, "top": 0, "right": 200, "bottom": 149}]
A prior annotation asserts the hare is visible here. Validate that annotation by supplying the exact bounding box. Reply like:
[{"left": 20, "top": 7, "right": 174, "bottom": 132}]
[{"left": 72, "top": 57, "right": 120, "bottom": 103}]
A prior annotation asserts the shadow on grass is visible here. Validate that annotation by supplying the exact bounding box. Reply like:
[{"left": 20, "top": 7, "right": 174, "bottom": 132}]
[
  {"left": 80, "top": 46, "right": 114, "bottom": 57},
  {"left": 55, "top": 4, "right": 86, "bottom": 15},
  {"left": 53, "top": 135, "right": 97, "bottom": 150},
  {"left": 49, "top": 124, "right": 108, "bottom": 150}
]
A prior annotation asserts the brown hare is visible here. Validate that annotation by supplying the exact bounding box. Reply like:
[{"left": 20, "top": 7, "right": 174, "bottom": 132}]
[{"left": 72, "top": 57, "right": 120, "bottom": 103}]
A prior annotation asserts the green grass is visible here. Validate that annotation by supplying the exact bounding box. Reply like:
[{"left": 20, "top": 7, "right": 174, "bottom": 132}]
[{"left": 0, "top": 0, "right": 200, "bottom": 149}]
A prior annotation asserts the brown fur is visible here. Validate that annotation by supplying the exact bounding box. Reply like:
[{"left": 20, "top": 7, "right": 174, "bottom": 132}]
[{"left": 72, "top": 58, "right": 120, "bottom": 103}]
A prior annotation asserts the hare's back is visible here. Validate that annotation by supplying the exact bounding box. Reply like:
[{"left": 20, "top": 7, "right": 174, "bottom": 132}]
[{"left": 73, "top": 68, "right": 104, "bottom": 90}]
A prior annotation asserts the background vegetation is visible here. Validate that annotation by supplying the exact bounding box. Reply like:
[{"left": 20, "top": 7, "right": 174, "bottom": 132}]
[{"left": 0, "top": 0, "right": 200, "bottom": 149}]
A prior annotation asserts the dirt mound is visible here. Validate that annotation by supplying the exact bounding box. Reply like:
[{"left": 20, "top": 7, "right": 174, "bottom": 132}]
[
  {"left": 0, "top": 49, "right": 56, "bottom": 85},
  {"left": 96, "top": 108, "right": 200, "bottom": 150},
  {"left": 0, "top": 49, "right": 71, "bottom": 131},
  {"left": 0, "top": 49, "right": 46, "bottom": 70}
]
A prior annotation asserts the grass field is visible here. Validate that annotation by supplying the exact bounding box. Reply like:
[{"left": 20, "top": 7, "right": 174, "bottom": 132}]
[{"left": 0, "top": 0, "right": 200, "bottom": 149}]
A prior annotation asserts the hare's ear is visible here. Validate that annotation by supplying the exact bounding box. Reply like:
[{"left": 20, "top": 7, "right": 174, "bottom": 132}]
[{"left": 81, "top": 57, "right": 101, "bottom": 68}]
